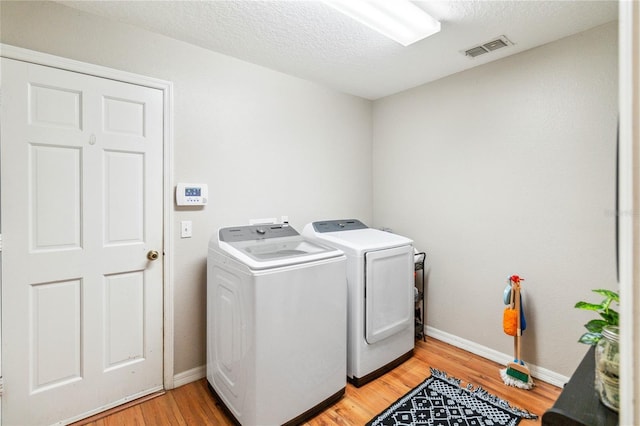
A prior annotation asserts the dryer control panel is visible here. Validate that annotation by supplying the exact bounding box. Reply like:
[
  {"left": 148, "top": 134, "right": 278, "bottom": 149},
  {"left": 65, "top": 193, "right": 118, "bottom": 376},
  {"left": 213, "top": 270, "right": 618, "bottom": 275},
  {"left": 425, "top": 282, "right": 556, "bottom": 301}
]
[{"left": 312, "top": 219, "right": 368, "bottom": 233}]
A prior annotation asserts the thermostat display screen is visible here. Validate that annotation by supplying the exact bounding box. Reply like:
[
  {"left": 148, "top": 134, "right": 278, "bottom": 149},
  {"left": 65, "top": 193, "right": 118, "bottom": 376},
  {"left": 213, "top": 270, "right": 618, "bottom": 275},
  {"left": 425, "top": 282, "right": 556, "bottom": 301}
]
[{"left": 185, "top": 187, "right": 201, "bottom": 197}]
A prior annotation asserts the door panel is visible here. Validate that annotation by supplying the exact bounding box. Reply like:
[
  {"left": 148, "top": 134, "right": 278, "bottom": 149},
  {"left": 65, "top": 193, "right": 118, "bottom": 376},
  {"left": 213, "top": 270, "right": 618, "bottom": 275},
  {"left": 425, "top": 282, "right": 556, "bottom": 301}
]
[
  {"left": 30, "top": 279, "right": 82, "bottom": 392},
  {"left": 1, "top": 57, "right": 164, "bottom": 425},
  {"left": 104, "top": 271, "right": 145, "bottom": 370},
  {"left": 364, "top": 245, "right": 413, "bottom": 344},
  {"left": 30, "top": 144, "right": 82, "bottom": 250},
  {"left": 104, "top": 150, "right": 144, "bottom": 245},
  {"left": 103, "top": 96, "right": 145, "bottom": 136},
  {"left": 29, "top": 83, "right": 82, "bottom": 130}
]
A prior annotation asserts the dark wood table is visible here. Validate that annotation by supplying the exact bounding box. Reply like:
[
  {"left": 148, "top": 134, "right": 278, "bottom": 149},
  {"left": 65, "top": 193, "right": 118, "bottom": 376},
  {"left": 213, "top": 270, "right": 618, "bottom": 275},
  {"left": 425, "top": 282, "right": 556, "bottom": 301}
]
[{"left": 542, "top": 346, "right": 618, "bottom": 425}]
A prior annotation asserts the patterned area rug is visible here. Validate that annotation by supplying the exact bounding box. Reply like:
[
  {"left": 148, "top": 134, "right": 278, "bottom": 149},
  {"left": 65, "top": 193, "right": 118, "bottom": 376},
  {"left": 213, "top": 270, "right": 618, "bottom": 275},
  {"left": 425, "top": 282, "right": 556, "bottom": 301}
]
[{"left": 366, "top": 368, "right": 537, "bottom": 426}]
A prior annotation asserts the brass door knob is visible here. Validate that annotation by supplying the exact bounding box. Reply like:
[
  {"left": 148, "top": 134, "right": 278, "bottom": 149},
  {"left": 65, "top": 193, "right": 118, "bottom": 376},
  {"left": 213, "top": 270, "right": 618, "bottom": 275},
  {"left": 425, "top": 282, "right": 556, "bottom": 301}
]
[{"left": 147, "top": 250, "right": 160, "bottom": 261}]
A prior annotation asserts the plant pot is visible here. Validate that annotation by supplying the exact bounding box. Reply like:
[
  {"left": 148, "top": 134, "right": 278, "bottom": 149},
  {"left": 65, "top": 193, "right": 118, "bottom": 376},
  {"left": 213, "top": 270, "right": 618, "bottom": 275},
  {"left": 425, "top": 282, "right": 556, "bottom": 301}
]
[{"left": 595, "top": 325, "right": 619, "bottom": 412}]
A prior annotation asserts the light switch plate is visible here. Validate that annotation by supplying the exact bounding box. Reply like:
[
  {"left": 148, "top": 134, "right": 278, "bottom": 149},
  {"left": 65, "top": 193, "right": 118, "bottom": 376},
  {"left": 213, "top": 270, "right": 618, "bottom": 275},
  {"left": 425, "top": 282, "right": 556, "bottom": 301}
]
[{"left": 181, "top": 221, "right": 192, "bottom": 238}]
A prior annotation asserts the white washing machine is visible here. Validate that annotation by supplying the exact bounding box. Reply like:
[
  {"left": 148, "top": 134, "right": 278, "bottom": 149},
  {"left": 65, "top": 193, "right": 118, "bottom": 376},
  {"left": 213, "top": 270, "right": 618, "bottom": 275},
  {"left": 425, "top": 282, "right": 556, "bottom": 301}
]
[
  {"left": 207, "top": 224, "right": 347, "bottom": 425},
  {"left": 303, "top": 219, "right": 414, "bottom": 387}
]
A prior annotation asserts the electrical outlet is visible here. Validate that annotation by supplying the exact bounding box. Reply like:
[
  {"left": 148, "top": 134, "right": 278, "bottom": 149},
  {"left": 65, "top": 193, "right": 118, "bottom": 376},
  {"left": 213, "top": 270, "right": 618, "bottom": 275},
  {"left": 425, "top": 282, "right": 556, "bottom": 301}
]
[
  {"left": 249, "top": 218, "right": 277, "bottom": 225},
  {"left": 181, "top": 221, "right": 192, "bottom": 238}
]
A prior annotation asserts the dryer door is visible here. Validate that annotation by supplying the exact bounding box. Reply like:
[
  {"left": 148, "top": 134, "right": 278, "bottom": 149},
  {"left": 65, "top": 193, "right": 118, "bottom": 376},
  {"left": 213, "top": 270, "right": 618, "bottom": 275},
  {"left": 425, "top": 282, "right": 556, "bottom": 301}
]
[{"left": 364, "top": 245, "right": 413, "bottom": 344}]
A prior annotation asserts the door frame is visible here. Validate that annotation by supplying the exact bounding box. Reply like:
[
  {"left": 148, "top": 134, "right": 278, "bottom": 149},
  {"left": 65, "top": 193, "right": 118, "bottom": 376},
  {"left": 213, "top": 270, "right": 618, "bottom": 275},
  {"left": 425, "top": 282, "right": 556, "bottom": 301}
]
[
  {"left": 0, "top": 43, "right": 176, "bottom": 390},
  {"left": 618, "top": 2, "right": 640, "bottom": 424}
]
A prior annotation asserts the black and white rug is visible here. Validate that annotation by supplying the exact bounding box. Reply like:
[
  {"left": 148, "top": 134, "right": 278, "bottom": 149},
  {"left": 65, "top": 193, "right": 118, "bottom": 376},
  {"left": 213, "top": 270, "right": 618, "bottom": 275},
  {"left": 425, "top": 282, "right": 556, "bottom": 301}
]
[{"left": 366, "top": 368, "right": 537, "bottom": 426}]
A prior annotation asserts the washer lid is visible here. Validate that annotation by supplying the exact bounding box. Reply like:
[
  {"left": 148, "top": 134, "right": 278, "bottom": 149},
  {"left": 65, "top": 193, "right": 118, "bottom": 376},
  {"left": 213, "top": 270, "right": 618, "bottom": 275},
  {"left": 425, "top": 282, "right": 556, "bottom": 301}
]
[{"left": 217, "top": 224, "right": 343, "bottom": 269}]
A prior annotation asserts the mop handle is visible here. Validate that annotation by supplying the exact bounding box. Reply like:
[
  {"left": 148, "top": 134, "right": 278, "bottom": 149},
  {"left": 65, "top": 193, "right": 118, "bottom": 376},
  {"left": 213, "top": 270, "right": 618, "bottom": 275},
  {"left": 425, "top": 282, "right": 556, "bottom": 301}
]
[
  {"left": 514, "top": 282, "right": 521, "bottom": 335},
  {"left": 514, "top": 281, "right": 521, "bottom": 362}
]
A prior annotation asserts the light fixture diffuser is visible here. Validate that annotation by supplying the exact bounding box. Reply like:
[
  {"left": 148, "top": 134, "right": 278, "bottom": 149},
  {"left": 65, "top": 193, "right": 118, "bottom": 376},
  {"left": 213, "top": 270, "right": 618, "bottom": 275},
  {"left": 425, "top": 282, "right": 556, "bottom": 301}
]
[{"left": 324, "top": 0, "right": 441, "bottom": 46}]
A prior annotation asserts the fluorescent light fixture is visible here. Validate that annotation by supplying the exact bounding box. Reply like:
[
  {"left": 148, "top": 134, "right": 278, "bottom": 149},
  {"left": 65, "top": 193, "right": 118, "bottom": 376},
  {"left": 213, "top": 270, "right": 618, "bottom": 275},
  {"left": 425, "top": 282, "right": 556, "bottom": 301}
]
[{"left": 324, "top": 0, "right": 441, "bottom": 46}]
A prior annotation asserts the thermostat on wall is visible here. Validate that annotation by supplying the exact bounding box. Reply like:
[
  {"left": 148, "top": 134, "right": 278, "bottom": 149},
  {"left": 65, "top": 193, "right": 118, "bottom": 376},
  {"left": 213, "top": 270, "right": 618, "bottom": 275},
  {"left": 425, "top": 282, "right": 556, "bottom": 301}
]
[{"left": 176, "top": 183, "right": 208, "bottom": 206}]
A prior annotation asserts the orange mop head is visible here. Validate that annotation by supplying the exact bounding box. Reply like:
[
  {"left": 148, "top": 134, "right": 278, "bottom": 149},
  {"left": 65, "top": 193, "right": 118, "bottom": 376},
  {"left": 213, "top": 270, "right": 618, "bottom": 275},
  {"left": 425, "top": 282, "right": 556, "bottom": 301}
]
[{"left": 503, "top": 307, "right": 517, "bottom": 336}]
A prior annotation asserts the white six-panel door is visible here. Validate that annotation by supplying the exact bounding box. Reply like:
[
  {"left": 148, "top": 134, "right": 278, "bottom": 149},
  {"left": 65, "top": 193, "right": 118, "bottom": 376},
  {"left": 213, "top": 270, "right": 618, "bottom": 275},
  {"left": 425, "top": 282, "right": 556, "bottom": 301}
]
[{"left": 1, "top": 58, "right": 164, "bottom": 425}]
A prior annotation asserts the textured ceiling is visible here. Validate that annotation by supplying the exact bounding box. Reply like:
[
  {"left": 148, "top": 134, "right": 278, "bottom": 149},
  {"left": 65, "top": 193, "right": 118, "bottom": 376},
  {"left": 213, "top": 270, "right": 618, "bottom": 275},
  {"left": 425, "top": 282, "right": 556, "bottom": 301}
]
[{"left": 57, "top": 0, "right": 618, "bottom": 100}]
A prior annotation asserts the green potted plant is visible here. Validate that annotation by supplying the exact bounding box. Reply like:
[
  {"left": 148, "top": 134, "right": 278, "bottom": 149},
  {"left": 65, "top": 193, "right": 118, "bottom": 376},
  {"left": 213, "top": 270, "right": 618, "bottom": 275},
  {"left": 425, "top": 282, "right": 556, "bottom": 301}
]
[
  {"left": 575, "top": 288, "right": 620, "bottom": 412},
  {"left": 575, "top": 289, "right": 619, "bottom": 345}
]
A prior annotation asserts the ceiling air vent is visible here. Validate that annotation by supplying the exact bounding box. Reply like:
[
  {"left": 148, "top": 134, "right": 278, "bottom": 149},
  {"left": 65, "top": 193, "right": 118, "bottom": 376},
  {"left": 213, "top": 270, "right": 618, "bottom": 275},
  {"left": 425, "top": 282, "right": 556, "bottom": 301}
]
[
  {"left": 465, "top": 46, "right": 488, "bottom": 58},
  {"left": 463, "top": 35, "right": 513, "bottom": 58}
]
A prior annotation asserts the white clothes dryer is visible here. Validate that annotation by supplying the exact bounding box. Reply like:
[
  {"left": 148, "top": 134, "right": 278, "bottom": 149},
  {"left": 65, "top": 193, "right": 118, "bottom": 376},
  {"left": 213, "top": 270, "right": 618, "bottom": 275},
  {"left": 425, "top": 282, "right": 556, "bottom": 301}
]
[
  {"left": 207, "top": 224, "right": 347, "bottom": 426},
  {"left": 303, "top": 219, "right": 414, "bottom": 387}
]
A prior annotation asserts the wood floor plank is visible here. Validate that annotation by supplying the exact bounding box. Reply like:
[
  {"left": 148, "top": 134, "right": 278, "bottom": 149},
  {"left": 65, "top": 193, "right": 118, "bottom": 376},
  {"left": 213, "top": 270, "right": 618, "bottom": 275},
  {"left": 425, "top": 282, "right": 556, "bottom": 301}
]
[
  {"left": 138, "top": 392, "right": 186, "bottom": 426},
  {"left": 171, "top": 379, "right": 233, "bottom": 425},
  {"left": 76, "top": 338, "right": 561, "bottom": 425},
  {"left": 99, "top": 406, "right": 145, "bottom": 426}
]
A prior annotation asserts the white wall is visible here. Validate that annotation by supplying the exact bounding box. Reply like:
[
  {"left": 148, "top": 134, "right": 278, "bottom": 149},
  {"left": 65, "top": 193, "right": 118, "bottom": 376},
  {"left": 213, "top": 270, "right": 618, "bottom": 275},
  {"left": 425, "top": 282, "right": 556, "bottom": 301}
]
[
  {"left": 0, "top": 0, "right": 620, "bottom": 383},
  {"left": 372, "top": 22, "right": 618, "bottom": 377},
  {"left": 0, "top": 1, "right": 372, "bottom": 376}
]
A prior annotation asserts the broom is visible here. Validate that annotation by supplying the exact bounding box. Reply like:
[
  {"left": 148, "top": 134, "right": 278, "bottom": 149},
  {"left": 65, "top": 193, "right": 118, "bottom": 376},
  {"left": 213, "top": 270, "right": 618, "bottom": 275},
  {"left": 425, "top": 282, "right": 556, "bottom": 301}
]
[{"left": 500, "top": 275, "right": 534, "bottom": 389}]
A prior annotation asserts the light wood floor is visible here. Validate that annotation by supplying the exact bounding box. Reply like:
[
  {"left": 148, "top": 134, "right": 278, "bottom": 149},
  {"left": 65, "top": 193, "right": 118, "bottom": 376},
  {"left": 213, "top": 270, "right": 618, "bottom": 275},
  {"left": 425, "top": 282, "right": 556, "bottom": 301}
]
[{"left": 76, "top": 337, "right": 561, "bottom": 425}]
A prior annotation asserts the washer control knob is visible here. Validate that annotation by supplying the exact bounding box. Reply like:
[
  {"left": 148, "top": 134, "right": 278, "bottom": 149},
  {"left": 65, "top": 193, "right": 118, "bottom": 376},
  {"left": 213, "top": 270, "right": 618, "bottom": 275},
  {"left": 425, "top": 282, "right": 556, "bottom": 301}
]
[{"left": 256, "top": 228, "right": 266, "bottom": 235}]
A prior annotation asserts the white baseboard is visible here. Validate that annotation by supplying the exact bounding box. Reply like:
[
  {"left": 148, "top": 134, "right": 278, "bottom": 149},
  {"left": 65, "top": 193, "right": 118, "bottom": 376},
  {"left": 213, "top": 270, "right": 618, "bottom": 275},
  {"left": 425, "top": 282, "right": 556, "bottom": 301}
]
[
  {"left": 426, "top": 326, "right": 569, "bottom": 388},
  {"left": 169, "top": 329, "right": 569, "bottom": 391},
  {"left": 172, "top": 365, "right": 206, "bottom": 389}
]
